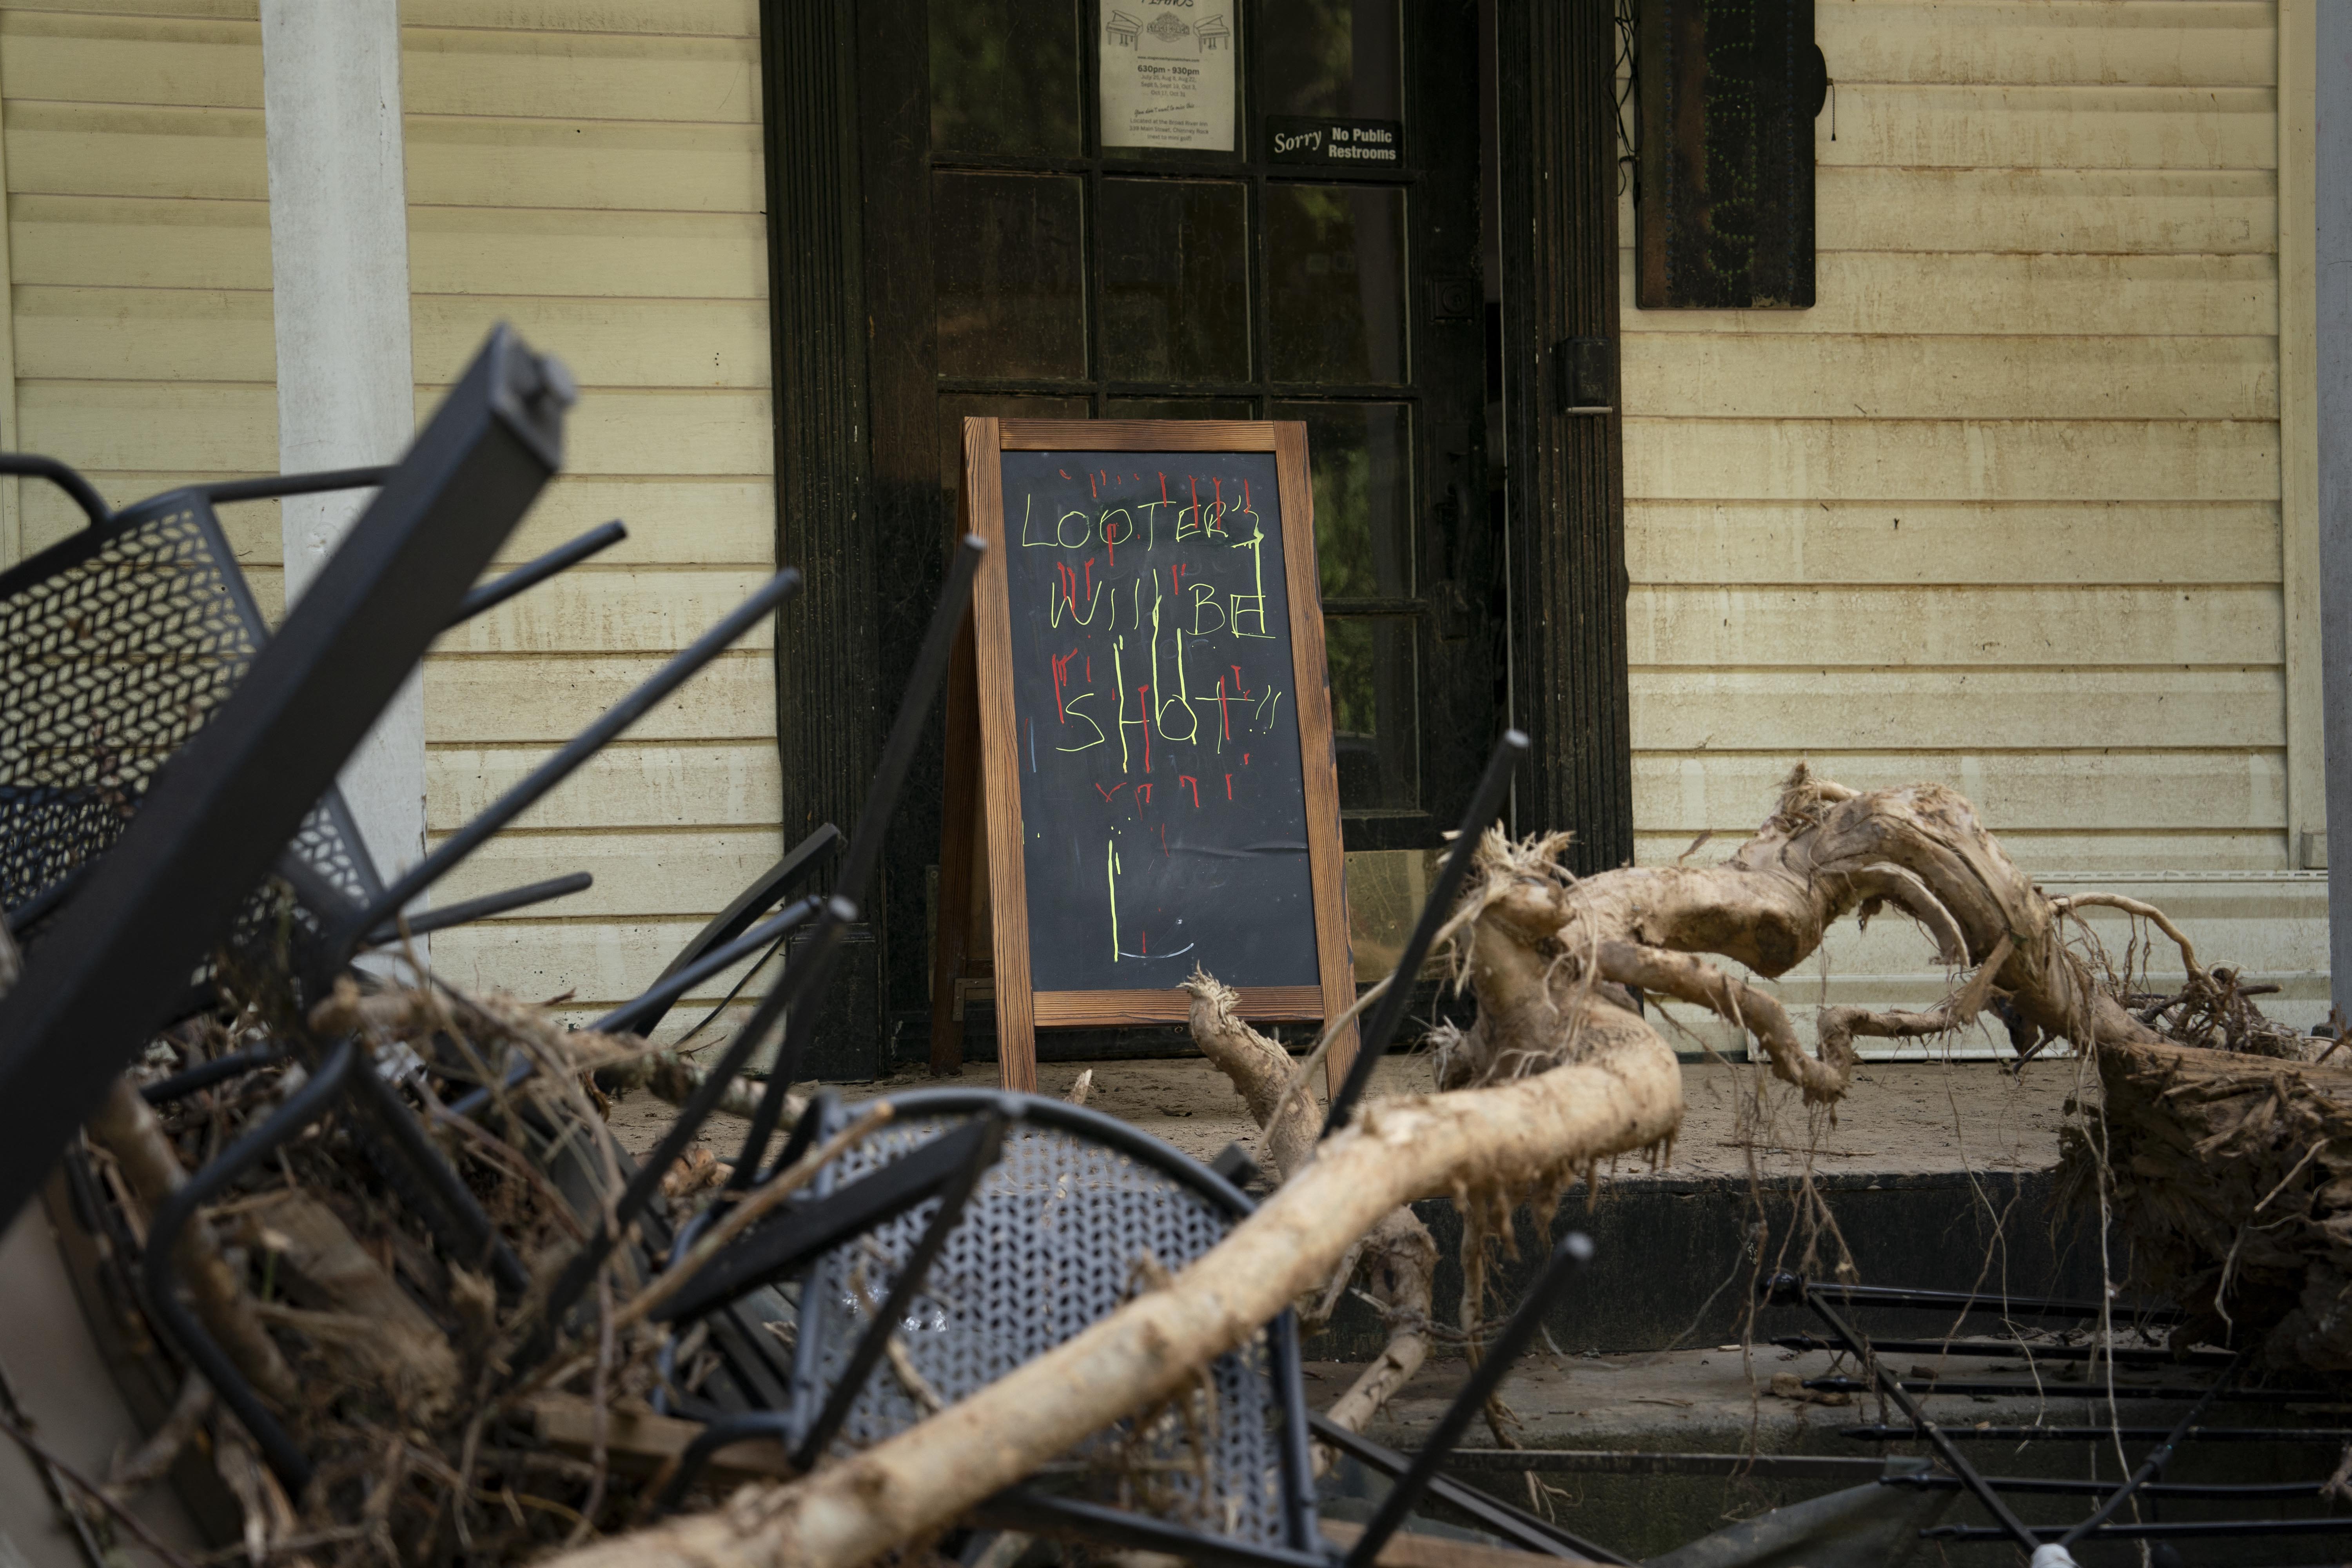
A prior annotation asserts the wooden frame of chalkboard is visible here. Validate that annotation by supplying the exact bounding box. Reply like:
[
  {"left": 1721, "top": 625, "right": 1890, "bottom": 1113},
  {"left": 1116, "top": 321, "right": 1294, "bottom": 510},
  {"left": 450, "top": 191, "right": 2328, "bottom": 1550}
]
[{"left": 933, "top": 418, "right": 1357, "bottom": 1095}]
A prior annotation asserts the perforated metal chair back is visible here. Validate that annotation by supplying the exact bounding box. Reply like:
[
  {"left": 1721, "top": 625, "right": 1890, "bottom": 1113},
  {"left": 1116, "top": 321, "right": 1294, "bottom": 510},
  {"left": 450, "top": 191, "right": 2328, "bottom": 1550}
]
[
  {"left": 0, "top": 483, "right": 382, "bottom": 942},
  {"left": 787, "top": 1089, "right": 1317, "bottom": 1560}
]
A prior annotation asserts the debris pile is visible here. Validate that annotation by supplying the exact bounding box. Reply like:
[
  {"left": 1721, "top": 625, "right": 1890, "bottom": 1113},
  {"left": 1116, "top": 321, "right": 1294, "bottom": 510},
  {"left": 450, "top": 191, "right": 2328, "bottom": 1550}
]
[
  {"left": 64, "top": 960, "right": 812, "bottom": 1568},
  {"left": 33, "top": 764, "right": 2349, "bottom": 1568}
]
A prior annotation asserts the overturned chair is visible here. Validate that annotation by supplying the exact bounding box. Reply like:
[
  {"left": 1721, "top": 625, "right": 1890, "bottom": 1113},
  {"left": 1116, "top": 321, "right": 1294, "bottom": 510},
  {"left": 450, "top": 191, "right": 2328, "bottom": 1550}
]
[{"left": 0, "top": 326, "right": 828, "bottom": 1500}]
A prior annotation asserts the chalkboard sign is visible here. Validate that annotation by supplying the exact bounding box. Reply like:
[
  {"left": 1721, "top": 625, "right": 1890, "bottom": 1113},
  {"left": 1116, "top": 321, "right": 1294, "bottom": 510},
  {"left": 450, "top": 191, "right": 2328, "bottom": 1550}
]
[{"left": 933, "top": 419, "right": 1355, "bottom": 1094}]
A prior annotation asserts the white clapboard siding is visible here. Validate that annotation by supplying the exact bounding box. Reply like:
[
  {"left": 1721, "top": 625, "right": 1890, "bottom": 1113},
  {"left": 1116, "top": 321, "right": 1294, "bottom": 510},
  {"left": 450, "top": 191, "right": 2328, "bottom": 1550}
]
[
  {"left": 427, "top": 743, "right": 781, "bottom": 832},
  {"left": 425, "top": 655, "right": 773, "bottom": 746},
  {"left": 1616, "top": 252, "right": 2278, "bottom": 338},
  {"left": 1629, "top": 669, "right": 2285, "bottom": 753},
  {"left": 405, "top": 0, "right": 773, "bottom": 1019},
  {"left": 17, "top": 380, "right": 274, "bottom": 472},
  {"left": 1, "top": 14, "right": 277, "bottom": 552},
  {"left": 1623, "top": 417, "right": 2280, "bottom": 502},
  {"left": 12, "top": 287, "right": 771, "bottom": 392},
  {"left": 1624, "top": 335, "right": 2277, "bottom": 421},
  {"left": 0, "top": 1, "right": 757, "bottom": 30},
  {"left": 1630, "top": 585, "right": 2282, "bottom": 667},
  {"left": 1628, "top": 169, "right": 2279, "bottom": 256},
  {"left": 409, "top": 208, "right": 767, "bottom": 299},
  {"left": 424, "top": 829, "right": 783, "bottom": 920},
  {"left": 10, "top": 194, "right": 271, "bottom": 289},
  {"left": 1623, "top": 1, "right": 2312, "bottom": 1041},
  {"left": 1816, "top": 84, "right": 2276, "bottom": 171},
  {"left": 0, "top": 2, "right": 782, "bottom": 1021},
  {"left": 1820, "top": 3, "right": 2276, "bottom": 90},
  {"left": 1625, "top": 502, "right": 2281, "bottom": 586}
]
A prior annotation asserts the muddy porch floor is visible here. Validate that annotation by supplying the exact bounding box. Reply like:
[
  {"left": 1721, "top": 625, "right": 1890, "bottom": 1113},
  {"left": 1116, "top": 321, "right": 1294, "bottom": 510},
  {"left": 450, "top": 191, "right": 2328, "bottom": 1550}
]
[{"left": 608, "top": 1054, "right": 2085, "bottom": 1183}]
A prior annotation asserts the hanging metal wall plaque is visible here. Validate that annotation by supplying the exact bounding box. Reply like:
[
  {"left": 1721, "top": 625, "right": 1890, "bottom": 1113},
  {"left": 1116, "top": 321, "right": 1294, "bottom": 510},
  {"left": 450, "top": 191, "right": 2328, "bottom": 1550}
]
[{"left": 1635, "top": 0, "right": 1827, "bottom": 309}]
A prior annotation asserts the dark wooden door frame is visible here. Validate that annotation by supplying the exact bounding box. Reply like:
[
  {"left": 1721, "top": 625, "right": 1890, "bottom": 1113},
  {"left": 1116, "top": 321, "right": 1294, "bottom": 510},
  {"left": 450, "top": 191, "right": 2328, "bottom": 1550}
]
[
  {"left": 1495, "top": 0, "right": 1634, "bottom": 874},
  {"left": 759, "top": 0, "right": 888, "bottom": 1078},
  {"left": 756, "top": 0, "right": 1636, "bottom": 1072}
]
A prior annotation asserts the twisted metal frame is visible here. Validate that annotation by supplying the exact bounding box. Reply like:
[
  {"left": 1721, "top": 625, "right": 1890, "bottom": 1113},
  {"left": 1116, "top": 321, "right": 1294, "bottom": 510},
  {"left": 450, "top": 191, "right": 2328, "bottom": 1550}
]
[{"left": 1769, "top": 1272, "right": 2348, "bottom": 1551}]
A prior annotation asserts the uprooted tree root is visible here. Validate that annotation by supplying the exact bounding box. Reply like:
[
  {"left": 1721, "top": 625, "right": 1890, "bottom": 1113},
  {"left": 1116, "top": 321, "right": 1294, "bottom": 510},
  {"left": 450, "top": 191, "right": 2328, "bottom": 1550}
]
[
  {"left": 55, "top": 766, "right": 2344, "bottom": 1568},
  {"left": 567, "top": 766, "right": 2299, "bottom": 1568},
  {"left": 2067, "top": 1038, "right": 2352, "bottom": 1368}
]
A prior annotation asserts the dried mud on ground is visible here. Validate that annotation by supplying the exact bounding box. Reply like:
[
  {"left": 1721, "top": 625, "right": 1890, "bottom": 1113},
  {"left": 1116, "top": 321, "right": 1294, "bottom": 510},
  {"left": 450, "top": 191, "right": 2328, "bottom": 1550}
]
[{"left": 608, "top": 1055, "right": 2078, "bottom": 1182}]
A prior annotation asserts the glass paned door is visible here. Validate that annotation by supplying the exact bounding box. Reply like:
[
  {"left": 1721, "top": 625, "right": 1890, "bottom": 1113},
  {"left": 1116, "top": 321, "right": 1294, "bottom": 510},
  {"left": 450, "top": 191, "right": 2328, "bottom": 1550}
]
[{"left": 886, "top": 0, "right": 1496, "bottom": 1005}]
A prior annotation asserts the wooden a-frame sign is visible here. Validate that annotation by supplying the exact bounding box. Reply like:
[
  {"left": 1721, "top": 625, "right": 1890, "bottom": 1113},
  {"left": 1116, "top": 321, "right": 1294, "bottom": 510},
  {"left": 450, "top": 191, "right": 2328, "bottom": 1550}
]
[{"left": 930, "top": 419, "right": 1357, "bottom": 1095}]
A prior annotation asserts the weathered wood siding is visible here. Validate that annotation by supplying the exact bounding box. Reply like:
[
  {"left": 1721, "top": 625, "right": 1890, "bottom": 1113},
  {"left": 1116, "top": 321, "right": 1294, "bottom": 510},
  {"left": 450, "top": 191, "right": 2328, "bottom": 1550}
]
[
  {"left": 401, "top": 3, "right": 775, "bottom": 1034},
  {"left": 1619, "top": 0, "right": 2324, "bottom": 1039},
  {"left": 0, "top": 1, "right": 779, "bottom": 1033}
]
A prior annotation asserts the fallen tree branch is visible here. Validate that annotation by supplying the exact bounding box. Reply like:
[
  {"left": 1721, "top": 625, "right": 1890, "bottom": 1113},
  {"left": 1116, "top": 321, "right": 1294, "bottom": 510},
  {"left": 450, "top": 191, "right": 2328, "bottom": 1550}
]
[
  {"left": 550, "top": 766, "right": 2189, "bottom": 1568},
  {"left": 85, "top": 1078, "right": 302, "bottom": 1412},
  {"left": 1181, "top": 968, "right": 1439, "bottom": 1456},
  {"left": 2052, "top": 892, "right": 2208, "bottom": 985},
  {"left": 550, "top": 1042, "right": 1684, "bottom": 1568},
  {"left": 106, "top": 1372, "right": 213, "bottom": 1502}
]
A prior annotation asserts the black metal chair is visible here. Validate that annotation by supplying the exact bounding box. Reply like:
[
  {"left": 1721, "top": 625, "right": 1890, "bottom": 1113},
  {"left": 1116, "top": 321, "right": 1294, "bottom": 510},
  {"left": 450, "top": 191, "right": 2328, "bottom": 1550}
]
[
  {"left": 0, "top": 457, "right": 394, "bottom": 956},
  {"left": 0, "top": 439, "right": 830, "bottom": 1025},
  {"left": 1768, "top": 1273, "right": 2351, "bottom": 1558},
  {"left": 635, "top": 1084, "right": 1625, "bottom": 1568},
  {"left": 617, "top": 730, "right": 1634, "bottom": 1567},
  {"left": 0, "top": 327, "right": 818, "bottom": 1498}
]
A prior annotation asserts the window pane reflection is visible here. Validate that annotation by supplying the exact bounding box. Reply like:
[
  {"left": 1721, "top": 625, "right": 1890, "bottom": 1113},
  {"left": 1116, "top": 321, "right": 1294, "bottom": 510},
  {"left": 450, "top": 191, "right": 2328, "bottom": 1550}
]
[
  {"left": 1272, "top": 400, "right": 1409, "bottom": 601},
  {"left": 931, "top": 0, "right": 1081, "bottom": 157},
  {"left": 1104, "top": 397, "right": 1254, "bottom": 421},
  {"left": 1100, "top": 180, "right": 1250, "bottom": 385},
  {"left": 1345, "top": 847, "right": 1438, "bottom": 984},
  {"left": 1260, "top": 0, "right": 1403, "bottom": 121},
  {"left": 934, "top": 172, "right": 1087, "bottom": 381},
  {"left": 938, "top": 393, "right": 1091, "bottom": 524},
  {"left": 1266, "top": 185, "right": 1407, "bottom": 385},
  {"left": 1325, "top": 615, "right": 1416, "bottom": 809}
]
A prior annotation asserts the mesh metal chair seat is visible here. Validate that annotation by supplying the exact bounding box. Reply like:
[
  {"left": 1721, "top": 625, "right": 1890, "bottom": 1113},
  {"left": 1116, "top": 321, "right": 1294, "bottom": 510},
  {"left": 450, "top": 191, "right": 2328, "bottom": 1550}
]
[
  {"left": 0, "top": 468, "right": 385, "bottom": 963},
  {"left": 809, "top": 1093, "right": 1310, "bottom": 1556},
  {"left": 651, "top": 1088, "right": 1321, "bottom": 1564},
  {"left": 649, "top": 1087, "right": 1626, "bottom": 1567}
]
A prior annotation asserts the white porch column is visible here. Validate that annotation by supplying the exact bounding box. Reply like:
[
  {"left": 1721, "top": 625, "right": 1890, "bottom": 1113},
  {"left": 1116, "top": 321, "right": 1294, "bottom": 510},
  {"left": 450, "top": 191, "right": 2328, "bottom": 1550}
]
[
  {"left": 2320, "top": 1, "right": 2350, "bottom": 1006},
  {"left": 259, "top": 0, "right": 426, "bottom": 900}
]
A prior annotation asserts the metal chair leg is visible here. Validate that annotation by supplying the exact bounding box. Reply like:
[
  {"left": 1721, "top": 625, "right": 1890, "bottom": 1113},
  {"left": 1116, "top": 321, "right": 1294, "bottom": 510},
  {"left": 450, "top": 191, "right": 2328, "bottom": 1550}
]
[
  {"left": 345, "top": 1062, "right": 530, "bottom": 1296},
  {"left": 1324, "top": 731, "right": 1526, "bottom": 1138},
  {"left": 791, "top": 1107, "right": 1011, "bottom": 1470},
  {"left": 729, "top": 537, "right": 986, "bottom": 1185},
  {"left": 1343, "top": 1231, "right": 1594, "bottom": 1568},
  {"left": 446, "top": 521, "right": 625, "bottom": 627},
  {"left": 515, "top": 904, "right": 856, "bottom": 1376},
  {"left": 1769, "top": 1274, "right": 2043, "bottom": 1555},
  {"left": 655, "top": 1411, "right": 798, "bottom": 1513}
]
